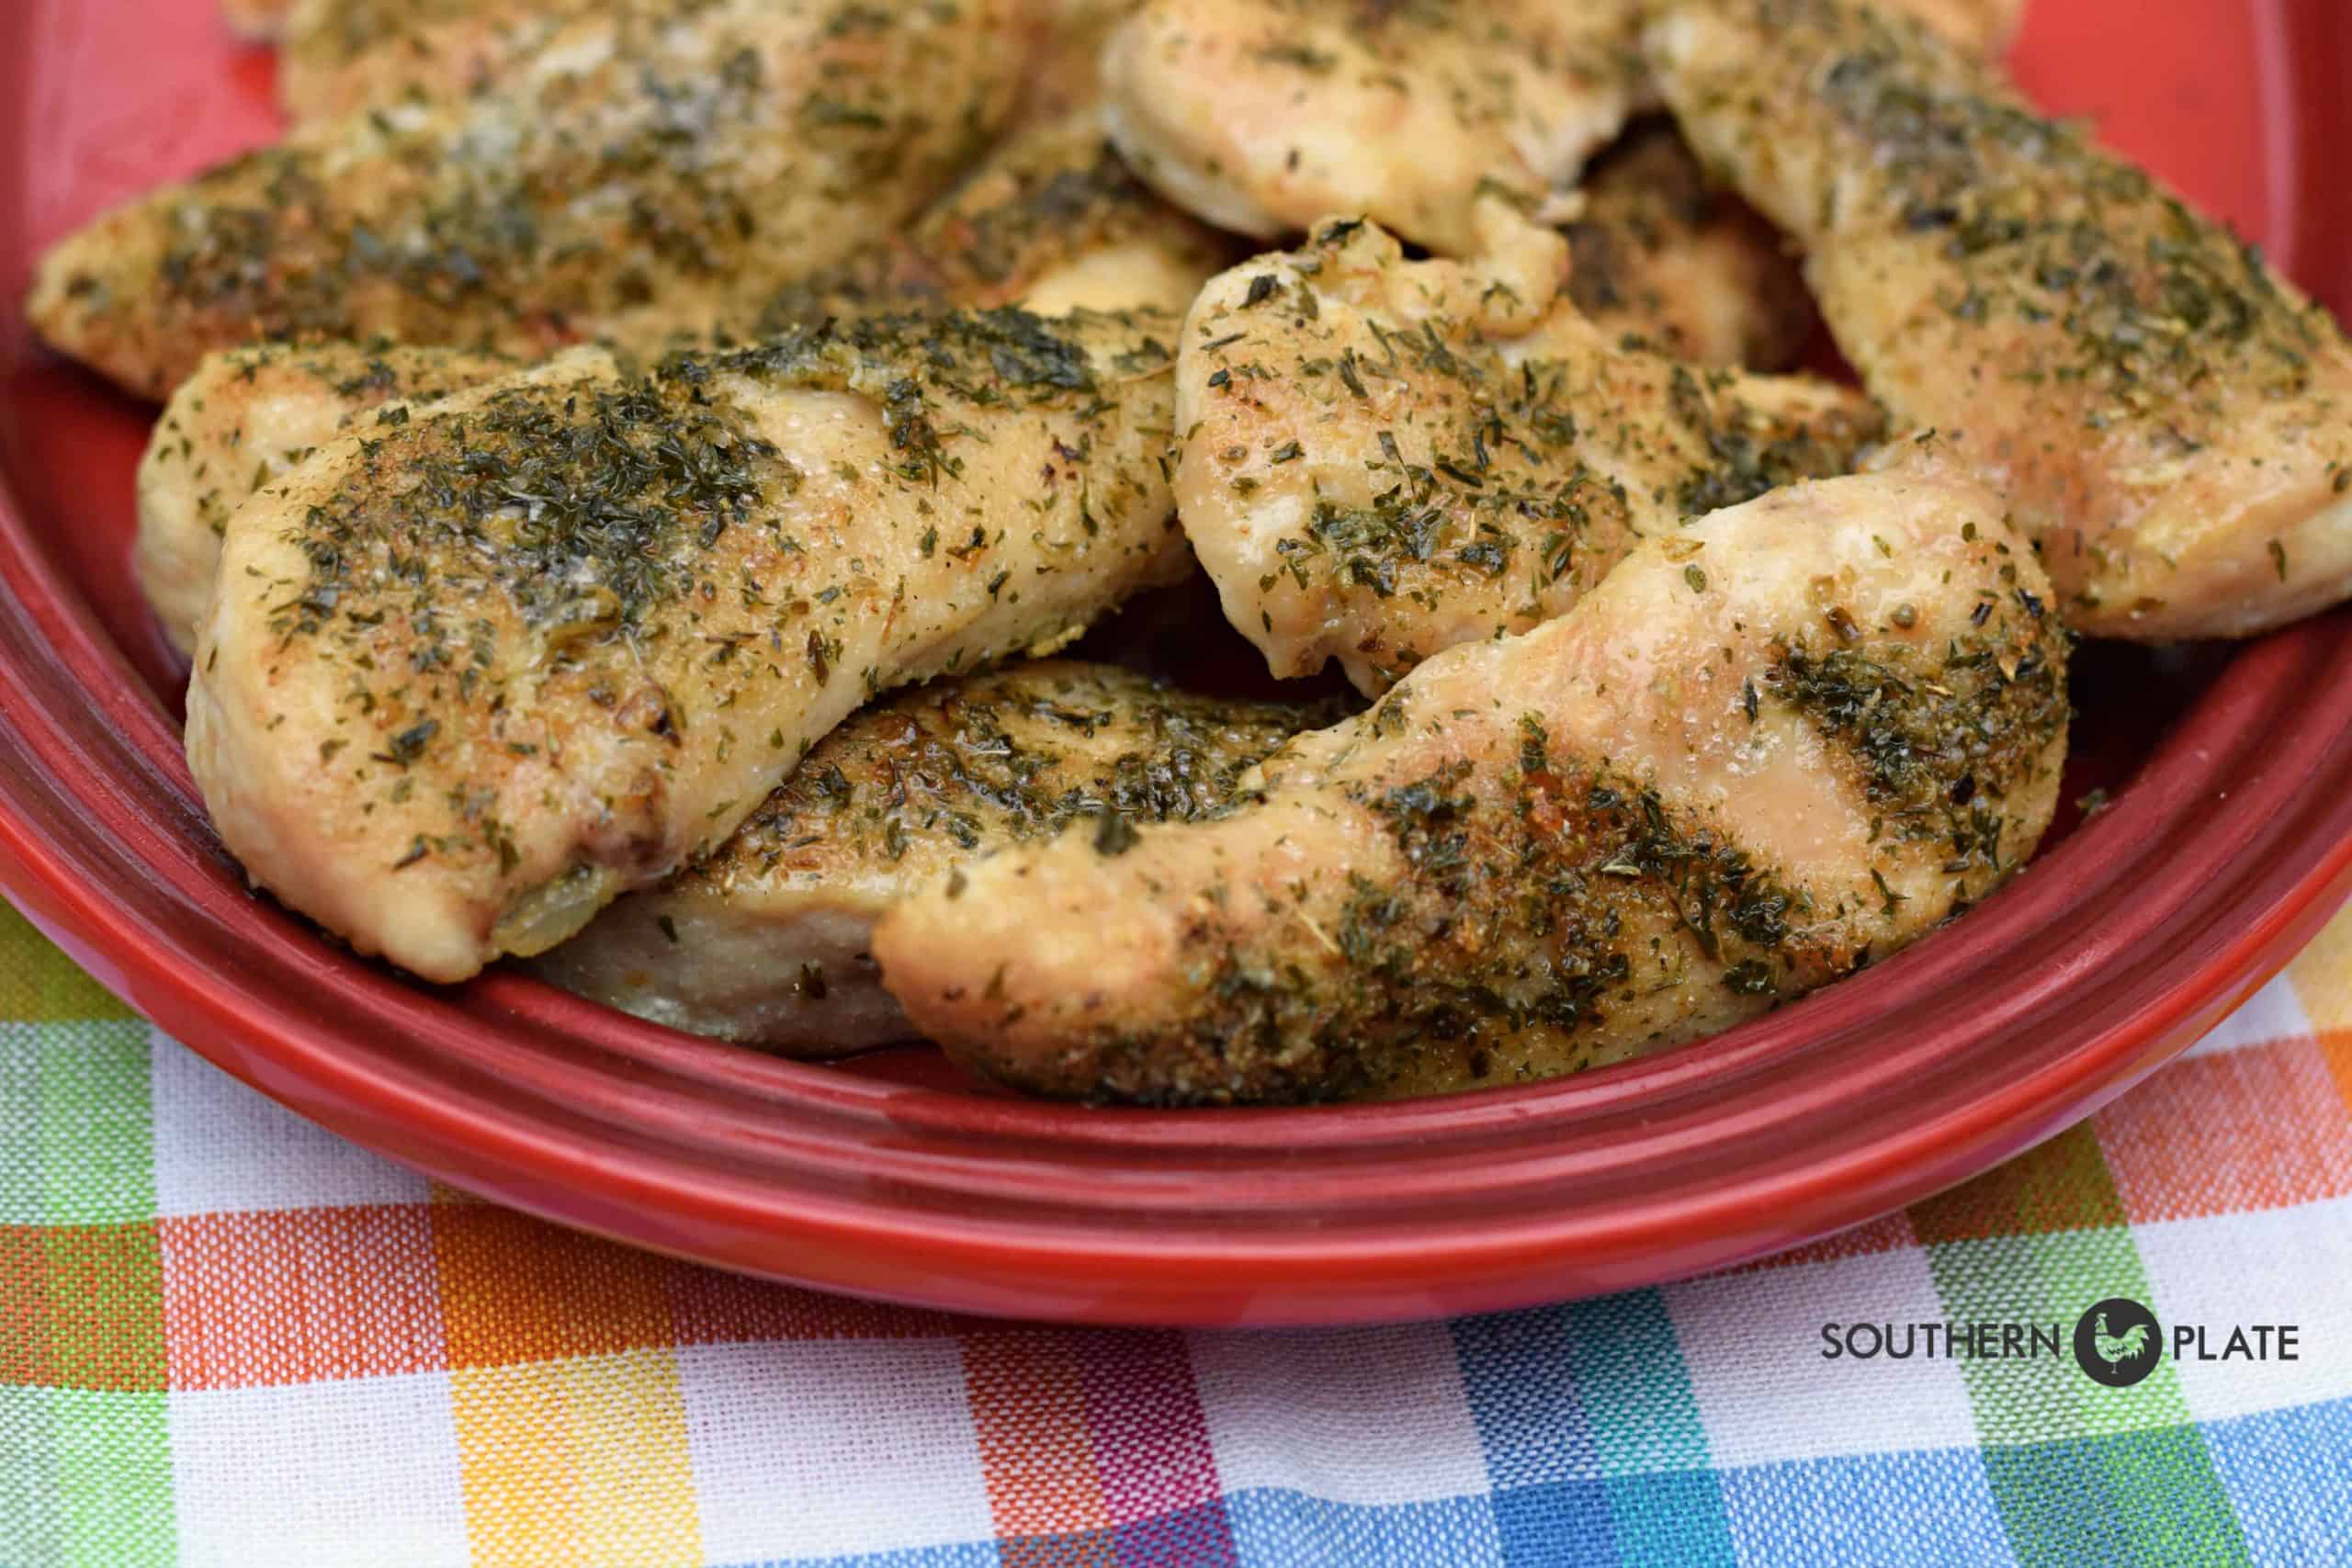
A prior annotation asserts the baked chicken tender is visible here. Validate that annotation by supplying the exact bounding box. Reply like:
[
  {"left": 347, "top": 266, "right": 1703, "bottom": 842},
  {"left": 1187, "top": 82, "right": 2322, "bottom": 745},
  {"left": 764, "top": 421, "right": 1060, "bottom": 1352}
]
[
  {"left": 734, "top": 107, "right": 1238, "bottom": 336},
  {"left": 1646, "top": 0, "right": 2352, "bottom": 640},
  {"left": 536, "top": 662, "right": 1348, "bottom": 1053},
  {"left": 272, "top": 0, "right": 1162, "bottom": 128},
  {"left": 186, "top": 309, "right": 1193, "bottom": 983},
  {"left": 29, "top": 0, "right": 1024, "bottom": 399},
  {"left": 1178, "top": 208, "right": 1883, "bottom": 694},
  {"left": 137, "top": 343, "right": 514, "bottom": 656},
  {"left": 1103, "top": 0, "right": 1645, "bottom": 254},
  {"left": 1568, "top": 121, "right": 1818, "bottom": 370},
  {"left": 876, "top": 463, "right": 2070, "bottom": 1104},
  {"left": 135, "top": 113, "right": 1219, "bottom": 660},
  {"left": 277, "top": 0, "right": 592, "bottom": 123},
  {"left": 1100, "top": 0, "right": 2027, "bottom": 256}
]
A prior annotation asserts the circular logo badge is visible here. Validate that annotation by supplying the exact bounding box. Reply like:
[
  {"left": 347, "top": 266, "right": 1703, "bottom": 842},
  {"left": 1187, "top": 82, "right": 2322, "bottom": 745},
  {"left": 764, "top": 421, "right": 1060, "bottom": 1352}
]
[{"left": 2074, "top": 1298, "right": 2163, "bottom": 1387}]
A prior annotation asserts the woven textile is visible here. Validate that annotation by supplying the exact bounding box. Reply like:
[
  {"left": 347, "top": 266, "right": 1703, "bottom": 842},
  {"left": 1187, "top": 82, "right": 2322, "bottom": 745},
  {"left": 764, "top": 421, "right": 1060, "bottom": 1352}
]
[{"left": 2, "top": 897, "right": 2347, "bottom": 1567}]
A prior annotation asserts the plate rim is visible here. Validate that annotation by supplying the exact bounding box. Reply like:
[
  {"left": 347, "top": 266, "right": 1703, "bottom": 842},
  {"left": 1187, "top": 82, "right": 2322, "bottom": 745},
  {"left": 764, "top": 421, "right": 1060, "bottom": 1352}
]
[{"left": 2, "top": 0, "right": 2350, "bottom": 1325}]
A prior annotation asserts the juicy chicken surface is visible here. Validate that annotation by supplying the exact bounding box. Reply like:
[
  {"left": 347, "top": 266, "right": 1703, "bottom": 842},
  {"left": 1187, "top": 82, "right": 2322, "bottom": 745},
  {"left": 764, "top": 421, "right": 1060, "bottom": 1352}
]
[
  {"left": 1177, "top": 208, "right": 1883, "bottom": 694},
  {"left": 1567, "top": 122, "right": 1817, "bottom": 370},
  {"left": 1101, "top": 0, "right": 2025, "bottom": 255},
  {"left": 186, "top": 309, "right": 1193, "bottom": 983},
  {"left": 1646, "top": 0, "right": 2352, "bottom": 639},
  {"left": 876, "top": 462, "right": 2071, "bottom": 1104},
  {"left": 536, "top": 662, "right": 1347, "bottom": 1053},
  {"left": 138, "top": 343, "right": 514, "bottom": 655},
  {"left": 29, "top": 0, "right": 1023, "bottom": 399}
]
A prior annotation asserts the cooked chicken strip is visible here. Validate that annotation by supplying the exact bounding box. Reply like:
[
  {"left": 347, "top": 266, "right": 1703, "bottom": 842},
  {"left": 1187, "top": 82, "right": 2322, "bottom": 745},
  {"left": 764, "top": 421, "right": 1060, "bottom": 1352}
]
[
  {"left": 1178, "top": 207, "right": 1882, "bottom": 694},
  {"left": 1103, "top": 0, "right": 1644, "bottom": 254},
  {"left": 135, "top": 112, "right": 1217, "bottom": 659},
  {"left": 876, "top": 461, "right": 2070, "bottom": 1104},
  {"left": 1646, "top": 0, "right": 2352, "bottom": 640},
  {"left": 734, "top": 107, "right": 1237, "bottom": 335},
  {"left": 277, "top": 0, "right": 597, "bottom": 123},
  {"left": 137, "top": 343, "right": 514, "bottom": 656},
  {"left": 186, "top": 309, "right": 1192, "bottom": 983},
  {"left": 273, "top": 0, "right": 1159, "bottom": 128},
  {"left": 535, "top": 662, "right": 1347, "bottom": 1053},
  {"left": 1568, "top": 121, "right": 1817, "bottom": 369},
  {"left": 29, "top": 0, "right": 1023, "bottom": 399},
  {"left": 1101, "top": 0, "right": 2024, "bottom": 255}
]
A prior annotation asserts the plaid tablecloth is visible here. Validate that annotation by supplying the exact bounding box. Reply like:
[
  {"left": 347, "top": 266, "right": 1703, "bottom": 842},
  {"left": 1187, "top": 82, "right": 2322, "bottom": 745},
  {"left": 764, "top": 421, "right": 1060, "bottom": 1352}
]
[{"left": 3, "top": 897, "right": 2348, "bottom": 1567}]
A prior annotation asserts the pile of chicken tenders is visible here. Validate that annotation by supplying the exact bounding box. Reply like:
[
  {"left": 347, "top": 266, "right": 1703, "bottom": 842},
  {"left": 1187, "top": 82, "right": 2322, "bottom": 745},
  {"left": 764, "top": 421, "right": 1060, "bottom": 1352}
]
[{"left": 28, "top": 0, "right": 2352, "bottom": 1103}]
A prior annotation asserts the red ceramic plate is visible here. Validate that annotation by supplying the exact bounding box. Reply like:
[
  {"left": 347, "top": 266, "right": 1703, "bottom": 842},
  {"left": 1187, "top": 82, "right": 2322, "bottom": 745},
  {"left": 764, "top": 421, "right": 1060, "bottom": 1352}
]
[{"left": 4, "top": 0, "right": 2351, "bottom": 1327}]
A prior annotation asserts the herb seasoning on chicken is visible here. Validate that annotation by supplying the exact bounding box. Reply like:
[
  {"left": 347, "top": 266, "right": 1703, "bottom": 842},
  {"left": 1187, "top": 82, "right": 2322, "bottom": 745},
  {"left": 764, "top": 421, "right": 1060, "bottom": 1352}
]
[
  {"left": 186, "top": 309, "right": 1193, "bottom": 983},
  {"left": 1176, "top": 206, "right": 1882, "bottom": 694},
  {"left": 1101, "top": 0, "right": 2025, "bottom": 256},
  {"left": 537, "top": 661, "right": 1351, "bottom": 1052},
  {"left": 137, "top": 341, "right": 516, "bottom": 655},
  {"left": 1566, "top": 121, "right": 1819, "bottom": 370},
  {"left": 876, "top": 463, "right": 2069, "bottom": 1104},
  {"left": 1647, "top": 0, "right": 2352, "bottom": 638},
  {"left": 30, "top": 0, "right": 1027, "bottom": 398},
  {"left": 276, "top": 0, "right": 603, "bottom": 122},
  {"left": 738, "top": 107, "right": 1238, "bottom": 336}
]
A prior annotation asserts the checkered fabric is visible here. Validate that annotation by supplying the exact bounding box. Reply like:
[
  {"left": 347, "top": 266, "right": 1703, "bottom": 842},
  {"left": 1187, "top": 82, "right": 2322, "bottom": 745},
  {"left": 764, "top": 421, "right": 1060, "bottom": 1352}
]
[{"left": 2, "top": 898, "right": 2347, "bottom": 1567}]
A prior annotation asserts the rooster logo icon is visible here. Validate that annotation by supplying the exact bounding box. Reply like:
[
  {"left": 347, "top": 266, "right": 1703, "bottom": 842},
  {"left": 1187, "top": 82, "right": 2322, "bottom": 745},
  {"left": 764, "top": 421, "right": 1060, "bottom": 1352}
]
[{"left": 2074, "top": 1298, "right": 2163, "bottom": 1387}]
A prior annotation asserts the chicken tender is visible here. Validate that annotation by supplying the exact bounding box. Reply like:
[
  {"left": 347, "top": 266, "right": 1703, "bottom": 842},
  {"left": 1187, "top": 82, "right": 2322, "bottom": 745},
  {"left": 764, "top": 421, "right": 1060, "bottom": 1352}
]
[
  {"left": 1101, "top": 0, "right": 2027, "bottom": 256},
  {"left": 876, "top": 461, "right": 2070, "bottom": 1104},
  {"left": 135, "top": 114, "right": 1219, "bottom": 658},
  {"left": 738, "top": 107, "right": 1237, "bottom": 334},
  {"left": 137, "top": 342, "right": 514, "bottom": 655},
  {"left": 535, "top": 662, "right": 1347, "bottom": 1053},
  {"left": 29, "top": 0, "right": 1024, "bottom": 399},
  {"left": 277, "top": 0, "right": 600, "bottom": 124},
  {"left": 1103, "top": 0, "right": 1643, "bottom": 254},
  {"left": 1646, "top": 0, "right": 2352, "bottom": 639},
  {"left": 186, "top": 309, "right": 1193, "bottom": 983},
  {"left": 1568, "top": 121, "right": 1817, "bottom": 369},
  {"left": 1178, "top": 207, "right": 1882, "bottom": 694}
]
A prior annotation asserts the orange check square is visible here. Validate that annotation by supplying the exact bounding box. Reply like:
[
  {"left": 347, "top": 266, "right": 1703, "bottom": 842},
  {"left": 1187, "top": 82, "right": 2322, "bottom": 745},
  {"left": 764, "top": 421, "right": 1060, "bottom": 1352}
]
[
  {"left": 161, "top": 1205, "right": 447, "bottom": 1388},
  {"left": 430, "top": 1204, "right": 673, "bottom": 1370}
]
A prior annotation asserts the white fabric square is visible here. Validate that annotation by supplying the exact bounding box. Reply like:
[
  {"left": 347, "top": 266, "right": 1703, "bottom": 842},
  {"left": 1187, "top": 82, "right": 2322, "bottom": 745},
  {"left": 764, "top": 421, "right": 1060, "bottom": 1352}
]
[
  {"left": 2135, "top": 1194, "right": 2352, "bottom": 1421},
  {"left": 2182, "top": 979, "right": 2312, "bottom": 1060},
  {"left": 678, "top": 1339, "right": 991, "bottom": 1559},
  {"left": 150, "top": 1032, "right": 429, "bottom": 1217},
  {"left": 168, "top": 1372, "right": 469, "bottom": 1568},
  {"left": 1667, "top": 1247, "right": 1980, "bottom": 1465},
  {"left": 1188, "top": 1324, "right": 1488, "bottom": 1506}
]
